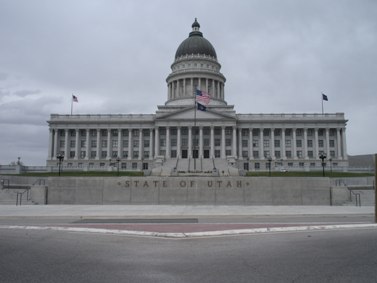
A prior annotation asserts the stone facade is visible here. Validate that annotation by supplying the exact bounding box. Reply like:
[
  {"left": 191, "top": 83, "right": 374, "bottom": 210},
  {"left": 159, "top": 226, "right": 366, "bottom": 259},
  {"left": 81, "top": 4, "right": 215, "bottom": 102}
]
[{"left": 46, "top": 19, "right": 348, "bottom": 173}]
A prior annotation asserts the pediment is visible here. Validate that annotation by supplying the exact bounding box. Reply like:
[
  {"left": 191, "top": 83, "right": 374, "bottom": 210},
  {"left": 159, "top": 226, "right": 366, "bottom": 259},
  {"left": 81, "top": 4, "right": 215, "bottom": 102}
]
[{"left": 156, "top": 106, "right": 236, "bottom": 121}]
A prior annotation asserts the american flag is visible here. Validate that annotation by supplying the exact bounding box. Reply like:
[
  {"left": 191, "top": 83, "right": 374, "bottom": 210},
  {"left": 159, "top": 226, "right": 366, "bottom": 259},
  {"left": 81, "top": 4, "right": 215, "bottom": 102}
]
[
  {"left": 72, "top": 94, "right": 78, "bottom": 102},
  {"left": 195, "top": 89, "right": 210, "bottom": 105}
]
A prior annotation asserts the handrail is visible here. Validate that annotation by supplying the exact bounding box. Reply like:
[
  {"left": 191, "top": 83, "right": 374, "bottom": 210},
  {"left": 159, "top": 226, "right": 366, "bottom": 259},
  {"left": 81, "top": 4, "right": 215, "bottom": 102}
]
[{"left": 349, "top": 189, "right": 361, "bottom": 207}]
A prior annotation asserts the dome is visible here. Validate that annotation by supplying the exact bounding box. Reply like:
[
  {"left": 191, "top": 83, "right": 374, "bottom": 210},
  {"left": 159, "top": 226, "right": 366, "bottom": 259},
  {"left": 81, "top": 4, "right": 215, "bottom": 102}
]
[{"left": 175, "top": 18, "right": 217, "bottom": 59}]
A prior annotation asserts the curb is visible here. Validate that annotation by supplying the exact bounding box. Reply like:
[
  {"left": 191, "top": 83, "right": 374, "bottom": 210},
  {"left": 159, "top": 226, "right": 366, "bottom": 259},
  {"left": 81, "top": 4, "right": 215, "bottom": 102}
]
[{"left": 1, "top": 223, "right": 377, "bottom": 238}]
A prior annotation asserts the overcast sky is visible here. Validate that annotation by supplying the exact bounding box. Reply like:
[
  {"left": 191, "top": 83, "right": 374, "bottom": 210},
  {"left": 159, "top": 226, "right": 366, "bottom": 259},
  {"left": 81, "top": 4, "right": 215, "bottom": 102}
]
[{"left": 0, "top": 0, "right": 376, "bottom": 166}]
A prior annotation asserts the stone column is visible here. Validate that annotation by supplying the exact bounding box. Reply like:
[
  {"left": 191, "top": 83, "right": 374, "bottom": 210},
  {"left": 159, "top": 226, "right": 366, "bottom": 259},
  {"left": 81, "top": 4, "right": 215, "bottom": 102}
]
[
  {"left": 210, "top": 126, "right": 214, "bottom": 158},
  {"left": 249, "top": 128, "right": 253, "bottom": 159},
  {"left": 199, "top": 126, "right": 203, "bottom": 158},
  {"left": 238, "top": 128, "right": 242, "bottom": 159},
  {"left": 232, "top": 127, "right": 237, "bottom": 156},
  {"left": 206, "top": 78, "right": 209, "bottom": 93},
  {"left": 75, "top": 129, "right": 79, "bottom": 160},
  {"left": 138, "top": 129, "right": 143, "bottom": 160},
  {"left": 337, "top": 128, "right": 342, "bottom": 160},
  {"left": 303, "top": 128, "right": 308, "bottom": 159},
  {"left": 292, "top": 128, "right": 297, "bottom": 159},
  {"left": 342, "top": 128, "right": 348, "bottom": 160},
  {"left": 325, "top": 128, "right": 330, "bottom": 158},
  {"left": 270, "top": 128, "right": 275, "bottom": 159},
  {"left": 53, "top": 129, "right": 58, "bottom": 159},
  {"left": 149, "top": 128, "right": 154, "bottom": 159},
  {"left": 107, "top": 129, "right": 111, "bottom": 159},
  {"left": 183, "top": 79, "right": 186, "bottom": 97},
  {"left": 48, "top": 129, "right": 53, "bottom": 159},
  {"left": 221, "top": 126, "right": 226, "bottom": 158},
  {"left": 188, "top": 126, "right": 192, "bottom": 158},
  {"left": 177, "top": 127, "right": 181, "bottom": 158},
  {"left": 128, "top": 129, "right": 132, "bottom": 160},
  {"left": 281, "top": 128, "right": 286, "bottom": 159},
  {"left": 166, "top": 127, "right": 170, "bottom": 159},
  {"left": 259, "top": 128, "right": 264, "bottom": 159},
  {"left": 96, "top": 129, "right": 100, "bottom": 160},
  {"left": 154, "top": 127, "right": 159, "bottom": 157},
  {"left": 314, "top": 128, "right": 319, "bottom": 159},
  {"left": 86, "top": 129, "right": 90, "bottom": 160},
  {"left": 117, "top": 129, "right": 122, "bottom": 158}
]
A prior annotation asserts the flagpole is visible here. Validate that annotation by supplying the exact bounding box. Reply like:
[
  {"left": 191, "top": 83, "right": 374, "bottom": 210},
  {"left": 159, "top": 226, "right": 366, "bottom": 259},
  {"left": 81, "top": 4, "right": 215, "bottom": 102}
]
[
  {"left": 322, "top": 96, "right": 324, "bottom": 115},
  {"left": 71, "top": 96, "right": 73, "bottom": 115},
  {"left": 194, "top": 87, "right": 197, "bottom": 172}
]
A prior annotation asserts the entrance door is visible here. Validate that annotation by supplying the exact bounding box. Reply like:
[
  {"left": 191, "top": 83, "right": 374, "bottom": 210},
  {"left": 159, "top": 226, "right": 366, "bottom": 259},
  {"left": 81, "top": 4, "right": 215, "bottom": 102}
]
[
  {"left": 192, "top": 150, "right": 199, "bottom": 158},
  {"left": 203, "top": 150, "right": 210, "bottom": 158},
  {"left": 181, "top": 149, "right": 188, "bottom": 159}
]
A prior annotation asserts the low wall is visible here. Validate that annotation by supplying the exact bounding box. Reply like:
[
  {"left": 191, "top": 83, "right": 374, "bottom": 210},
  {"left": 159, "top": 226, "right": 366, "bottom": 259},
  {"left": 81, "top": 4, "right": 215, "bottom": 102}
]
[{"left": 45, "top": 177, "right": 331, "bottom": 205}]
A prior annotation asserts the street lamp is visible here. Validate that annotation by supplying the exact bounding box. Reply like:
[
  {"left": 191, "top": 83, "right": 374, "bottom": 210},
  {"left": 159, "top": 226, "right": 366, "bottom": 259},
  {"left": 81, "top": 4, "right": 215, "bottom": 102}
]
[
  {"left": 268, "top": 157, "right": 272, "bottom": 177},
  {"left": 116, "top": 157, "right": 121, "bottom": 176},
  {"left": 319, "top": 153, "right": 327, "bottom": 177},
  {"left": 57, "top": 154, "right": 64, "bottom": 176}
]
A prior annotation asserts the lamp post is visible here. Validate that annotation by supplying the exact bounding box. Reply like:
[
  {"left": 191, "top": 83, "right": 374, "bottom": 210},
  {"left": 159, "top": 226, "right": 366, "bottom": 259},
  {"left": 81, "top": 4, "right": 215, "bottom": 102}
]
[
  {"left": 116, "top": 157, "right": 121, "bottom": 176},
  {"left": 268, "top": 157, "right": 272, "bottom": 177},
  {"left": 319, "top": 153, "right": 327, "bottom": 177},
  {"left": 57, "top": 154, "right": 64, "bottom": 176}
]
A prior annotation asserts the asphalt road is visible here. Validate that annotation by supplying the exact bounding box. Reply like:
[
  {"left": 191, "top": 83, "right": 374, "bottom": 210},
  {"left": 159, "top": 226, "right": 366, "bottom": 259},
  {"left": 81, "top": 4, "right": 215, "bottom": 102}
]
[{"left": 1, "top": 227, "right": 377, "bottom": 282}]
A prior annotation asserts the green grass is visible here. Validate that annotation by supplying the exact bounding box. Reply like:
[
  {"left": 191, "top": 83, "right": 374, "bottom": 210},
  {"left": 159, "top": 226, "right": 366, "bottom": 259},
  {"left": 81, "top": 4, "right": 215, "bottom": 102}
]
[
  {"left": 246, "top": 171, "right": 374, "bottom": 177},
  {"left": 19, "top": 171, "right": 144, "bottom": 177}
]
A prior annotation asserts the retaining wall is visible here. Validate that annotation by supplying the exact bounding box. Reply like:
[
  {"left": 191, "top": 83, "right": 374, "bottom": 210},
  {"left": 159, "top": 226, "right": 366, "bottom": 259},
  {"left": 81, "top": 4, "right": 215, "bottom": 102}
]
[{"left": 44, "top": 176, "right": 331, "bottom": 205}]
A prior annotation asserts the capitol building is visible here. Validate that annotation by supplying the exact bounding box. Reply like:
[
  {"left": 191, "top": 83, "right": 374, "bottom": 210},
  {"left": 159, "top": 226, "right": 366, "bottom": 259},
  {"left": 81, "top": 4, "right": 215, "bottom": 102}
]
[{"left": 47, "top": 19, "right": 348, "bottom": 175}]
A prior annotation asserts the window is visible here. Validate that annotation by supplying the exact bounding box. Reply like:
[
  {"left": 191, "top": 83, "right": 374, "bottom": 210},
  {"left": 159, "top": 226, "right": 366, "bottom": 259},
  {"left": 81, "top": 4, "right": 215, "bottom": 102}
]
[
  {"left": 307, "top": 129, "right": 314, "bottom": 136},
  {"left": 60, "top": 140, "right": 65, "bottom": 147},
  {"left": 70, "top": 130, "right": 76, "bottom": 137},
  {"left": 297, "top": 150, "right": 303, "bottom": 158},
  {"left": 80, "top": 130, "right": 86, "bottom": 137},
  {"left": 143, "top": 151, "right": 149, "bottom": 158},
  {"left": 143, "top": 163, "right": 149, "bottom": 170},
  {"left": 242, "top": 151, "right": 248, "bottom": 158},
  {"left": 242, "top": 140, "right": 248, "bottom": 147},
  {"left": 171, "top": 150, "right": 177, "bottom": 158},
  {"left": 112, "top": 140, "right": 118, "bottom": 148},
  {"left": 285, "top": 140, "right": 291, "bottom": 147},
  {"left": 160, "top": 139, "right": 166, "bottom": 146},
  {"left": 308, "top": 151, "right": 313, "bottom": 158},
  {"left": 90, "top": 129, "right": 97, "bottom": 137},
  {"left": 70, "top": 140, "right": 75, "bottom": 148},
  {"left": 101, "top": 140, "right": 107, "bottom": 148},
  {"left": 132, "top": 162, "right": 138, "bottom": 169},
  {"left": 330, "top": 140, "right": 335, "bottom": 147},
  {"left": 111, "top": 129, "right": 118, "bottom": 137},
  {"left": 122, "top": 129, "right": 128, "bottom": 137},
  {"left": 91, "top": 140, "right": 97, "bottom": 148},
  {"left": 133, "top": 140, "right": 139, "bottom": 147},
  {"left": 144, "top": 140, "right": 150, "bottom": 147},
  {"left": 299, "top": 162, "right": 305, "bottom": 167},
  {"left": 215, "top": 139, "right": 221, "bottom": 146},
  {"left": 101, "top": 151, "right": 107, "bottom": 158},
  {"left": 70, "top": 151, "right": 75, "bottom": 158},
  {"left": 296, "top": 140, "right": 302, "bottom": 148},
  {"left": 275, "top": 151, "right": 281, "bottom": 158},
  {"left": 81, "top": 140, "right": 86, "bottom": 148},
  {"left": 204, "top": 138, "right": 210, "bottom": 146},
  {"left": 80, "top": 151, "right": 86, "bottom": 159},
  {"left": 225, "top": 139, "right": 231, "bottom": 146},
  {"left": 286, "top": 151, "right": 292, "bottom": 158},
  {"left": 112, "top": 151, "right": 117, "bottom": 158},
  {"left": 182, "top": 138, "right": 188, "bottom": 146},
  {"left": 274, "top": 140, "right": 280, "bottom": 148},
  {"left": 318, "top": 140, "right": 324, "bottom": 147},
  {"left": 242, "top": 129, "right": 249, "bottom": 137},
  {"left": 254, "top": 163, "right": 260, "bottom": 170},
  {"left": 101, "top": 129, "right": 107, "bottom": 137},
  {"left": 330, "top": 150, "right": 336, "bottom": 158},
  {"left": 225, "top": 128, "right": 232, "bottom": 135},
  {"left": 253, "top": 140, "right": 258, "bottom": 147},
  {"left": 307, "top": 140, "right": 313, "bottom": 147},
  {"left": 122, "top": 151, "right": 128, "bottom": 158},
  {"left": 226, "top": 149, "right": 231, "bottom": 156},
  {"left": 296, "top": 129, "right": 303, "bottom": 136},
  {"left": 133, "top": 151, "right": 139, "bottom": 159},
  {"left": 132, "top": 129, "right": 139, "bottom": 137},
  {"left": 90, "top": 151, "right": 96, "bottom": 158},
  {"left": 123, "top": 140, "right": 129, "bottom": 147},
  {"left": 171, "top": 139, "right": 177, "bottom": 146},
  {"left": 121, "top": 163, "right": 127, "bottom": 169},
  {"left": 253, "top": 151, "right": 259, "bottom": 158},
  {"left": 263, "top": 140, "right": 269, "bottom": 148}
]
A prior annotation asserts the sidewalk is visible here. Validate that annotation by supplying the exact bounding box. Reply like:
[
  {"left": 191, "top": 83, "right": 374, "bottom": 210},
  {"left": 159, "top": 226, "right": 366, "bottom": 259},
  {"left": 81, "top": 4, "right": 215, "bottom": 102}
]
[
  {"left": 1, "top": 205, "right": 376, "bottom": 238},
  {"left": 0, "top": 205, "right": 374, "bottom": 218}
]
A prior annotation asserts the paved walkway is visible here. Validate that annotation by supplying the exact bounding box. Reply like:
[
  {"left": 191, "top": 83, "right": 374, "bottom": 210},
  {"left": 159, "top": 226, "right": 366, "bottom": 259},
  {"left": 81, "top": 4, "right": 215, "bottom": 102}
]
[
  {"left": 1, "top": 205, "right": 376, "bottom": 238},
  {"left": 0, "top": 205, "right": 374, "bottom": 217}
]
